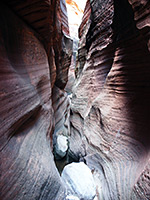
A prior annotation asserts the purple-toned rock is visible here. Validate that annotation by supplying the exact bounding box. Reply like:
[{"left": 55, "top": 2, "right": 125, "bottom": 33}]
[
  {"left": 70, "top": 0, "right": 150, "bottom": 199},
  {"left": 0, "top": 0, "right": 72, "bottom": 199}
]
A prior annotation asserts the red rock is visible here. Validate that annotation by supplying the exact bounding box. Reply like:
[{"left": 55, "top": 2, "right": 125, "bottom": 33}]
[
  {"left": 0, "top": 0, "right": 72, "bottom": 199},
  {"left": 70, "top": 0, "right": 150, "bottom": 199}
]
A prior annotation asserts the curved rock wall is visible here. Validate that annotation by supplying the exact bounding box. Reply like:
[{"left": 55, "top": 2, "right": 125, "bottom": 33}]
[
  {"left": 1, "top": 0, "right": 150, "bottom": 199},
  {"left": 75, "top": 0, "right": 91, "bottom": 77},
  {"left": 70, "top": 0, "right": 150, "bottom": 199},
  {"left": 0, "top": 1, "right": 72, "bottom": 199}
]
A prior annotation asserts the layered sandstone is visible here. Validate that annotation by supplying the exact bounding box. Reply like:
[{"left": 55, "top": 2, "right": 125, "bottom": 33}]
[
  {"left": 70, "top": 0, "right": 150, "bottom": 199},
  {"left": 1, "top": 0, "right": 150, "bottom": 199},
  {"left": 0, "top": 1, "right": 72, "bottom": 199}
]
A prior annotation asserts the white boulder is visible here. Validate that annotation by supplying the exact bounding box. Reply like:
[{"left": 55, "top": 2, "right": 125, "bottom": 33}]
[
  {"left": 55, "top": 135, "right": 68, "bottom": 158},
  {"left": 66, "top": 195, "right": 80, "bottom": 200},
  {"left": 62, "top": 162, "right": 96, "bottom": 200}
]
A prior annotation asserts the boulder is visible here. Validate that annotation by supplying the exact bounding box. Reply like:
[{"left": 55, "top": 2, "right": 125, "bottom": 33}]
[
  {"left": 55, "top": 135, "right": 68, "bottom": 158},
  {"left": 62, "top": 162, "right": 96, "bottom": 200},
  {"left": 66, "top": 195, "right": 80, "bottom": 200}
]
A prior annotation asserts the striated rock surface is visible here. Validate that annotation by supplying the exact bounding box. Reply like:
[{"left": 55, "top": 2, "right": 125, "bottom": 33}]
[
  {"left": 52, "top": 85, "right": 71, "bottom": 153},
  {"left": 4, "top": 0, "right": 72, "bottom": 88},
  {"left": 1, "top": 0, "right": 150, "bottom": 199},
  {"left": 0, "top": 1, "right": 72, "bottom": 200},
  {"left": 70, "top": 0, "right": 150, "bottom": 199}
]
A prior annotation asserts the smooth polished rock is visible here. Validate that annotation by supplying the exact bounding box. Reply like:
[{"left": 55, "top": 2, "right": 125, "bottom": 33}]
[
  {"left": 0, "top": 0, "right": 72, "bottom": 199},
  {"left": 66, "top": 195, "right": 80, "bottom": 200},
  {"left": 55, "top": 135, "right": 68, "bottom": 158},
  {"left": 62, "top": 162, "right": 96, "bottom": 200},
  {"left": 70, "top": 0, "right": 150, "bottom": 199}
]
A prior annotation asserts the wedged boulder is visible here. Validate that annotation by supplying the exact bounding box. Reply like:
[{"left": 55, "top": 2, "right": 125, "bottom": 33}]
[
  {"left": 66, "top": 195, "right": 80, "bottom": 200},
  {"left": 62, "top": 162, "right": 96, "bottom": 200},
  {"left": 55, "top": 135, "right": 68, "bottom": 159}
]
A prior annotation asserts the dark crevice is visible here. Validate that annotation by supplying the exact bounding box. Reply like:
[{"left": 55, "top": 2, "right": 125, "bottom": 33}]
[
  {"left": 54, "top": 149, "right": 80, "bottom": 175},
  {"left": 112, "top": 0, "right": 138, "bottom": 42}
]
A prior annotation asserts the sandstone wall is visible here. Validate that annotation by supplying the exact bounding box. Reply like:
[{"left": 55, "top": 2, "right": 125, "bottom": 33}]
[
  {"left": 0, "top": 1, "right": 72, "bottom": 199},
  {"left": 70, "top": 0, "right": 150, "bottom": 199}
]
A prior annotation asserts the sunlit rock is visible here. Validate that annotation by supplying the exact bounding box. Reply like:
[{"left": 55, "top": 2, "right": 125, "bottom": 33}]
[
  {"left": 66, "top": 195, "right": 80, "bottom": 200},
  {"left": 62, "top": 162, "right": 96, "bottom": 200},
  {"left": 70, "top": 0, "right": 150, "bottom": 199},
  {"left": 66, "top": 0, "right": 86, "bottom": 39},
  {"left": 55, "top": 135, "right": 68, "bottom": 159}
]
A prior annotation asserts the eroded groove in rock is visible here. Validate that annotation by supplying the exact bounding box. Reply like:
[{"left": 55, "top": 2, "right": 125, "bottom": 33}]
[
  {"left": 70, "top": 0, "right": 150, "bottom": 199},
  {"left": 0, "top": 0, "right": 72, "bottom": 199},
  {"left": 1, "top": 0, "right": 150, "bottom": 199}
]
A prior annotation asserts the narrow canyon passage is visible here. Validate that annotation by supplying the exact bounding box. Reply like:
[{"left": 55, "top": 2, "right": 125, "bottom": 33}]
[
  {"left": 0, "top": 0, "right": 150, "bottom": 200},
  {"left": 53, "top": 0, "right": 87, "bottom": 172}
]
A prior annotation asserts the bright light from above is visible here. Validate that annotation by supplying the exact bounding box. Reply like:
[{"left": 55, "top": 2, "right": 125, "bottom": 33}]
[{"left": 66, "top": 0, "right": 87, "bottom": 39}]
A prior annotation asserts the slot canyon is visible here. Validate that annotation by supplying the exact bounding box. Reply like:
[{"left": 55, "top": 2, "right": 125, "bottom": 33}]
[{"left": 0, "top": 0, "right": 150, "bottom": 199}]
